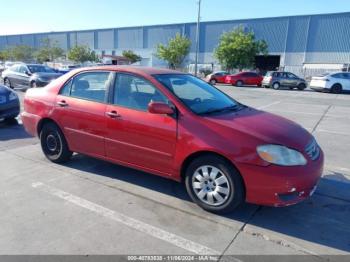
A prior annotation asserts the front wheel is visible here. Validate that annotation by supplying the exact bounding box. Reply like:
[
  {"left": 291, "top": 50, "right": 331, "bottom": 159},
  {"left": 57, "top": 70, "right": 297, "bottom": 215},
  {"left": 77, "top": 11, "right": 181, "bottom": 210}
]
[
  {"left": 40, "top": 122, "right": 72, "bottom": 163},
  {"left": 297, "top": 83, "right": 306, "bottom": 90},
  {"left": 185, "top": 155, "right": 245, "bottom": 214}
]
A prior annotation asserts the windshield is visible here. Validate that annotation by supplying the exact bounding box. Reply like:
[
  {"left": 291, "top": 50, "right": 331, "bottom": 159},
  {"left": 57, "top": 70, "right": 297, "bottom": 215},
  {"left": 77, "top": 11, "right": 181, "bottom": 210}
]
[
  {"left": 154, "top": 74, "right": 241, "bottom": 115},
  {"left": 28, "top": 65, "right": 56, "bottom": 73}
]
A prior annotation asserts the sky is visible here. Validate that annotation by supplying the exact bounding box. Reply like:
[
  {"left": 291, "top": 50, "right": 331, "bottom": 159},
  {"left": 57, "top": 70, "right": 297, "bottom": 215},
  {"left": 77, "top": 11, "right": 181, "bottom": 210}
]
[{"left": 0, "top": 0, "right": 348, "bottom": 35}]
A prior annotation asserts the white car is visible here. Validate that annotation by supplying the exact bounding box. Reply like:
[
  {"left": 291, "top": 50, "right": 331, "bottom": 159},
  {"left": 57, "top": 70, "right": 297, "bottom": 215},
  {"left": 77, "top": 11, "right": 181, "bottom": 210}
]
[{"left": 310, "top": 72, "right": 350, "bottom": 93}]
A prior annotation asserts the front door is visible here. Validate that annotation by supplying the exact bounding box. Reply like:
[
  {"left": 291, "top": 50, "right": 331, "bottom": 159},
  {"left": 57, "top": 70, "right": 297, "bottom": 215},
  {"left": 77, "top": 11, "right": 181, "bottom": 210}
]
[
  {"left": 52, "top": 71, "right": 113, "bottom": 157},
  {"left": 105, "top": 73, "right": 177, "bottom": 176}
]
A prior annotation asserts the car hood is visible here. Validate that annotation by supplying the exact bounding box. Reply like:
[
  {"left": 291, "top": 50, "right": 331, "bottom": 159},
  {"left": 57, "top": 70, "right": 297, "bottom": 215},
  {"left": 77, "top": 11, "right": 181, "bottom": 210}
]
[{"left": 205, "top": 107, "right": 312, "bottom": 151}]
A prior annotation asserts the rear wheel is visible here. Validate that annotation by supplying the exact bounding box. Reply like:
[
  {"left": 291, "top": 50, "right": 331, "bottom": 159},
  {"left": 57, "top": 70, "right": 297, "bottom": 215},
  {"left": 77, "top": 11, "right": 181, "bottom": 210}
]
[
  {"left": 40, "top": 122, "right": 72, "bottom": 163},
  {"left": 272, "top": 82, "right": 280, "bottom": 90},
  {"left": 331, "top": 84, "right": 342, "bottom": 94},
  {"left": 236, "top": 80, "right": 243, "bottom": 87},
  {"left": 185, "top": 155, "right": 245, "bottom": 214},
  {"left": 210, "top": 79, "right": 217, "bottom": 85},
  {"left": 297, "top": 83, "right": 306, "bottom": 90}
]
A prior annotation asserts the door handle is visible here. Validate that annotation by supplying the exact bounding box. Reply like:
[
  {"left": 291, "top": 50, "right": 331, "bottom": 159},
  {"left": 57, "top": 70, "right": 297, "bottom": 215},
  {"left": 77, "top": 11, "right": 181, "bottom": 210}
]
[
  {"left": 57, "top": 100, "right": 68, "bottom": 107},
  {"left": 106, "top": 111, "right": 121, "bottom": 119}
]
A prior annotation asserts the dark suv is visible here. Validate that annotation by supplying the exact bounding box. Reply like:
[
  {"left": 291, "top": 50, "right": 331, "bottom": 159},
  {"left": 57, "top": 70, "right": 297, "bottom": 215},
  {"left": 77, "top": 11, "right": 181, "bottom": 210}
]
[
  {"left": 262, "top": 71, "right": 307, "bottom": 90},
  {"left": 1, "top": 63, "right": 62, "bottom": 89}
]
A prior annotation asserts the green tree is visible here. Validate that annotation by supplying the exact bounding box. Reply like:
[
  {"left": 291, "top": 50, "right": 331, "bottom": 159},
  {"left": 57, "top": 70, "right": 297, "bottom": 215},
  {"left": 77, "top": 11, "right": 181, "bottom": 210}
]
[
  {"left": 35, "top": 38, "right": 65, "bottom": 63},
  {"left": 156, "top": 33, "right": 191, "bottom": 69},
  {"left": 4, "top": 45, "right": 35, "bottom": 62},
  {"left": 0, "top": 49, "right": 11, "bottom": 61},
  {"left": 67, "top": 45, "right": 99, "bottom": 64},
  {"left": 214, "top": 27, "right": 268, "bottom": 71},
  {"left": 122, "top": 50, "right": 142, "bottom": 64}
]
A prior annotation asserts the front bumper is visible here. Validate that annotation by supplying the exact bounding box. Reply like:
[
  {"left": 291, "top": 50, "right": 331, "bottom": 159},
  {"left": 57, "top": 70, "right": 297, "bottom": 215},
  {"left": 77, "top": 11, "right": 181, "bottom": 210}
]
[
  {"left": 237, "top": 150, "right": 324, "bottom": 207},
  {"left": 0, "top": 99, "right": 20, "bottom": 119}
]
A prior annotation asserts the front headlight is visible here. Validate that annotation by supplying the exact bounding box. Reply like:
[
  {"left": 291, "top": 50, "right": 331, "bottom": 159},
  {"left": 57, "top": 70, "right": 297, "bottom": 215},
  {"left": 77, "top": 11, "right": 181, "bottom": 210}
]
[
  {"left": 257, "top": 144, "right": 307, "bottom": 166},
  {"left": 9, "top": 92, "right": 18, "bottom": 101}
]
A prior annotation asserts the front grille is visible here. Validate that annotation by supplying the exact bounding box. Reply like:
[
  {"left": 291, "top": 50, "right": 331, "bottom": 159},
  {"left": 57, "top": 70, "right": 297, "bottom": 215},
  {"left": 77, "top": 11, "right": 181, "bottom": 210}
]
[{"left": 305, "top": 138, "right": 320, "bottom": 161}]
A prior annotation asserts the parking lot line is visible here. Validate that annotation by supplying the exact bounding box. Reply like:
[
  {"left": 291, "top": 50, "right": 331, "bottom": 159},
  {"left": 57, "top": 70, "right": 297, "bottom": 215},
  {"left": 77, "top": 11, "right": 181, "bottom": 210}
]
[
  {"left": 31, "top": 182, "right": 221, "bottom": 256},
  {"left": 257, "top": 101, "right": 281, "bottom": 110},
  {"left": 316, "top": 129, "right": 350, "bottom": 136}
]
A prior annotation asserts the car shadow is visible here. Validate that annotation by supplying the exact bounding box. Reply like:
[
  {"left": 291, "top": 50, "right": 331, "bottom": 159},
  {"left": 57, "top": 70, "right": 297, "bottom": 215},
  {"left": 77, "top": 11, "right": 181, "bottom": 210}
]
[
  {"left": 0, "top": 119, "right": 32, "bottom": 141},
  {"left": 60, "top": 154, "right": 350, "bottom": 253}
]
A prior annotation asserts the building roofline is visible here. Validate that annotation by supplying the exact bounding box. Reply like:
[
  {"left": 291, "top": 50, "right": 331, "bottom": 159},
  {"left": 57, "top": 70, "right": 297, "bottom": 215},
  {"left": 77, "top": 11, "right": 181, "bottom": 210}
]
[{"left": 0, "top": 11, "right": 349, "bottom": 37}]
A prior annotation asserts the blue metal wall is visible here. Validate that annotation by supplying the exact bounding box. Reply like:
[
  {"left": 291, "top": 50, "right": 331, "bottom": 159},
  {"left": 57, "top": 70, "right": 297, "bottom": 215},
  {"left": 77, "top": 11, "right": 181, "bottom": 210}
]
[{"left": 0, "top": 12, "right": 349, "bottom": 66}]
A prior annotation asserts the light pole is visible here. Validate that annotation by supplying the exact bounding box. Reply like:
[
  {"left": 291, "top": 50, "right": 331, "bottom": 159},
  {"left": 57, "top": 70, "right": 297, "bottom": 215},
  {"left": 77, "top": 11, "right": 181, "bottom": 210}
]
[{"left": 194, "top": 0, "right": 201, "bottom": 76}]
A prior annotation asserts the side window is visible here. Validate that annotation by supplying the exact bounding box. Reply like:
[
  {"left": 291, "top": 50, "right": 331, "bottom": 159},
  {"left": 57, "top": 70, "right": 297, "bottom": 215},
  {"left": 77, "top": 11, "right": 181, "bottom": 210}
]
[
  {"left": 70, "top": 72, "right": 111, "bottom": 103},
  {"left": 19, "top": 66, "right": 27, "bottom": 74},
  {"left": 59, "top": 79, "right": 73, "bottom": 96},
  {"left": 247, "top": 73, "right": 257, "bottom": 77},
  {"left": 287, "top": 73, "right": 296, "bottom": 78},
  {"left": 114, "top": 74, "right": 168, "bottom": 111},
  {"left": 332, "top": 73, "right": 343, "bottom": 79}
]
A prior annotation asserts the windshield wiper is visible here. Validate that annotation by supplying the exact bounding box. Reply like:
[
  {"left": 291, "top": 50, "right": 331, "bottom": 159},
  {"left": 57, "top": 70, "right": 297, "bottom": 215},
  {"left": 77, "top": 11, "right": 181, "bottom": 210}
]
[{"left": 198, "top": 105, "right": 240, "bottom": 115}]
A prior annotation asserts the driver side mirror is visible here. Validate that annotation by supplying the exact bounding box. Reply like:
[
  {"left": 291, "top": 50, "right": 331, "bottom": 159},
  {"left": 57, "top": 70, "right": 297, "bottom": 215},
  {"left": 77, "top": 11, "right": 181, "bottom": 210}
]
[
  {"left": 24, "top": 70, "right": 31, "bottom": 76},
  {"left": 148, "top": 102, "right": 174, "bottom": 115}
]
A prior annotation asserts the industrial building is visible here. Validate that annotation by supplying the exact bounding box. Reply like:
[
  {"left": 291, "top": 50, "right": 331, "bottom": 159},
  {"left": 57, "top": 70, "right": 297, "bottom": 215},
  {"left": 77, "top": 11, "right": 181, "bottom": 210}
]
[{"left": 0, "top": 12, "right": 349, "bottom": 76}]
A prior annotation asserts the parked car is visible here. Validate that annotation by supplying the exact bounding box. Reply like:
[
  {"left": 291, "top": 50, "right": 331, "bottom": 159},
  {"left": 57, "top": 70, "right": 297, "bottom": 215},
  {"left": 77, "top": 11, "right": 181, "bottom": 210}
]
[
  {"left": 310, "top": 72, "right": 350, "bottom": 93},
  {"left": 21, "top": 66, "right": 323, "bottom": 214},
  {"left": 0, "top": 84, "right": 20, "bottom": 120},
  {"left": 225, "top": 72, "right": 263, "bottom": 87},
  {"left": 56, "top": 64, "right": 81, "bottom": 74},
  {"left": 206, "top": 71, "right": 229, "bottom": 85},
  {"left": 262, "top": 71, "right": 307, "bottom": 90},
  {"left": 1, "top": 63, "right": 62, "bottom": 89}
]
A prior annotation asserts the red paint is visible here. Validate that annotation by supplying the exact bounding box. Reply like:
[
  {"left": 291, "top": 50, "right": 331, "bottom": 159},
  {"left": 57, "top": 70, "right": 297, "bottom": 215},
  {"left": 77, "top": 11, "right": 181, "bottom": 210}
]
[
  {"left": 21, "top": 66, "right": 323, "bottom": 207},
  {"left": 225, "top": 72, "right": 263, "bottom": 86}
]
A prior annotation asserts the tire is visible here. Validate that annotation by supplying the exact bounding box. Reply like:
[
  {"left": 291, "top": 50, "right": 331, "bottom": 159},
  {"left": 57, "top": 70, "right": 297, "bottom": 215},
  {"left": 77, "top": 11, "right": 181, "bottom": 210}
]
[
  {"left": 209, "top": 79, "right": 217, "bottom": 85},
  {"left": 297, "top": 83, "right": 306, "bottom": 90},
  {"left": 272, "top": 82, "right": 280, "bottom": 90},
  {"left": 4, "top": 78, "right": 12, "bottom": 89},
  {"left": 331, "top": 84, "right": 342, "bottom": 94},
  {"left": 30, "top": 81, "right": 37, "bottom": 88},
  {"left": 236, "top": 80, "right": 243, "bottom": 87},
  {"left": 185, "top": 155, "right": 245, "bottom": 214},
  {"left": 40, "top": 122, "right": 72, "bottom": 163}
]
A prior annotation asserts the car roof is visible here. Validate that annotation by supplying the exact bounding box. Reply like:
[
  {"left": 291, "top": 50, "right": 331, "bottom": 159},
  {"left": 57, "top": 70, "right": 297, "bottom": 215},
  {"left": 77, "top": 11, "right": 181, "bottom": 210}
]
[{"left": 75, "top": 65, "right": 185, "bottom": 75}]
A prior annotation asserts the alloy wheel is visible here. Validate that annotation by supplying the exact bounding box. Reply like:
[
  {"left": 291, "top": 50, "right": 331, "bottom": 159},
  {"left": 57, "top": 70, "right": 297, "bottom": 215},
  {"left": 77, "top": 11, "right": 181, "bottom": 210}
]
[{"left": 192, "top": 165, "right": 231, "bottom": 206}]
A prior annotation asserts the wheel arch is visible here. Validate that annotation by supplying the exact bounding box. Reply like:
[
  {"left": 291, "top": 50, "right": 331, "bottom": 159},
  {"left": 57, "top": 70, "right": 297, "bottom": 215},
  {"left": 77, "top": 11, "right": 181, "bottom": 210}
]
[
  {"left": 37, "top": 118, "right": 60, "bottom": 137},
  {"left": 180, "top": 151, "right": 246, "bottom": 192}
]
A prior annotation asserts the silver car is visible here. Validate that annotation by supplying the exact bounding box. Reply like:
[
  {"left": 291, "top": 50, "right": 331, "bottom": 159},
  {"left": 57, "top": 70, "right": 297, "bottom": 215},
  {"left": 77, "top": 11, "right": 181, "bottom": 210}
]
[{"left": 262, "top": 71, "right": 307, "bottom": 90}]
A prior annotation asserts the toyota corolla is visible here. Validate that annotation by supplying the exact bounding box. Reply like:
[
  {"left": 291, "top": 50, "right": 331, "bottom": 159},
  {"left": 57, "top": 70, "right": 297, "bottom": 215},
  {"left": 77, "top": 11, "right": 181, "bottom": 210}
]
[{"left": 21, "top": 66, "right": 324, "bottom": 213}]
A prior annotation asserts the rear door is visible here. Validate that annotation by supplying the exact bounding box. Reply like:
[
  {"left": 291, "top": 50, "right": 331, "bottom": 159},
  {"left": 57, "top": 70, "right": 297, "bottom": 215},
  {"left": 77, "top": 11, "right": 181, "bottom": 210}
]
[
  {"left": 17, "top": 65, "right": 31, "bottom": 88},
  {"left": 52, "top": 71, "right": 113, "bottom": 157},
  {"left": 105, "top": 72, "right": 177, "bottom": 176}
]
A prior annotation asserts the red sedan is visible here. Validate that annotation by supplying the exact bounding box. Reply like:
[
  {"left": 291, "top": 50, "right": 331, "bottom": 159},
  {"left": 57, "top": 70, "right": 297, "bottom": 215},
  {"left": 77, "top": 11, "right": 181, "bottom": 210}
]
[
  {"left": 22, "top": 66, "right": 323, "bottom": 213},
  {"left": 225, "top": 72, "right": 263, "bottom": 86}
]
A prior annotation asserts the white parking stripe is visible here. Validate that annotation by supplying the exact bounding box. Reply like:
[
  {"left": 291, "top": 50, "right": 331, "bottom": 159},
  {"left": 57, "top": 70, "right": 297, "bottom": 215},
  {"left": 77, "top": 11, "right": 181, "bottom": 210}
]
[
  {"left": 316, "top": 129, "right": 350, "bottom": 136},
  {"left": 32, "top": 182, "right": 220, "bottom": 255},
  {"left": 257, "top": 101, "right": 281, "bottom": 110}
]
